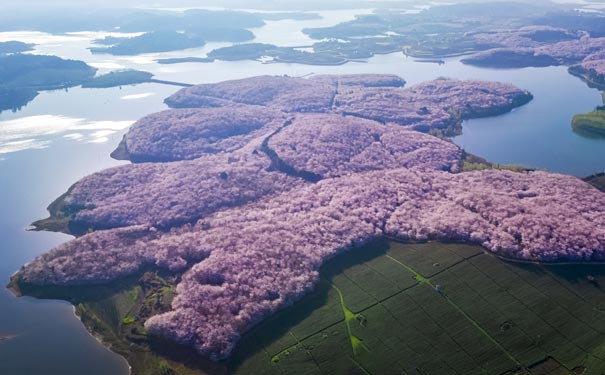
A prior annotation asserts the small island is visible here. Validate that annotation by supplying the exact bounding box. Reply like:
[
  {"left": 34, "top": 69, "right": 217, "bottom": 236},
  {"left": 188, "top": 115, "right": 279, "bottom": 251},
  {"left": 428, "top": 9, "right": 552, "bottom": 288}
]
[
  {"left": 0, "top": 53, "right": 164, "bottom": 112},
  {"left": 0, "top": 41, "right": 34, "bottom": 55},
  {"left": 198, "top": 43, "right": 349, "bottom": 66},
  {"left": 90, "top": 31, "right": 206, "bottom": 56},
  {"left": 0, "top": 54, "right": 96, "bottom": 90},
  {"left": 0, "top": 53, "right": 96, "bottom": 112},
  {"left": 460, "top": 48, "right": 560, "bottom": 68},
  {"left": 81, "top": 70, "right": 154, "bottom": 88}
]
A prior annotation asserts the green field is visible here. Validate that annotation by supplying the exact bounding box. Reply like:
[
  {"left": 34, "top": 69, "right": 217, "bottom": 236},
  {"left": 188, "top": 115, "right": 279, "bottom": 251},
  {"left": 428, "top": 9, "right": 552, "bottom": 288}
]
[
  {"left": 14, "top": 240, "right": 605, "bottom": 375},
  {"left": 230, "top": 240, "right": 605, "bottom": 375}
]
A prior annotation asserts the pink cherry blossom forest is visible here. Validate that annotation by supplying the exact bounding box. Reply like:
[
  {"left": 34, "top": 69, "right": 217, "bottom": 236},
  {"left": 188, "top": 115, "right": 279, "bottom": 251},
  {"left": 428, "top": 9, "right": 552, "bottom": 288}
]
[
  {"left": 462, "top": 28, "right": 605, "bottom": 83},
  {"left": 15, "top": 74, "right": 605, "bottom": 360}
]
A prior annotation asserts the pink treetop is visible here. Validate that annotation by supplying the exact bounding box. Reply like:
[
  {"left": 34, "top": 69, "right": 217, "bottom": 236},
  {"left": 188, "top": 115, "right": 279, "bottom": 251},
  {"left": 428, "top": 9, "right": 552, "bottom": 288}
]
[
  {"left": 58, "top": 76, "right": 530, "bottom": 231},
  {"left": 579, "top": 58, "right": 605, "bottom": 77},
  {"left": 472, "top": 26, "right": 581, "bottom": 49},
  {"left": 463, "top": 35, "right": 605, "bottom": 68},
  {"left": 268, "top": 113, "right": 462, "bottom": 177},
  {"left": 121, "top": 105, "right": 285, "bottom": 162},
  {"left": 21, "top": 168, "right": 605, "bottom": 359}
]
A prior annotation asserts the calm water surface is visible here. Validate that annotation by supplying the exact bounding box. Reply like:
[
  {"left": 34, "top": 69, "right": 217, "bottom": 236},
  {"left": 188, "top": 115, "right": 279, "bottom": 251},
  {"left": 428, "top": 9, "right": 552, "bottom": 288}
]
[
  {"left": 0, "top": 7, "right": 604, "bottom": 375},
  {"left": 0, "top": 84, "right": 174, "bottom": 375}
]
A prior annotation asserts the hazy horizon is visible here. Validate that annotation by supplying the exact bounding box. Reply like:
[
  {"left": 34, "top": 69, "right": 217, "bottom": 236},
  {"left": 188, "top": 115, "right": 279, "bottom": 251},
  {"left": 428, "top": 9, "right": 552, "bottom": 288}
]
[{"left": 0, "top": 0, "right": 592, "bottom": 12}]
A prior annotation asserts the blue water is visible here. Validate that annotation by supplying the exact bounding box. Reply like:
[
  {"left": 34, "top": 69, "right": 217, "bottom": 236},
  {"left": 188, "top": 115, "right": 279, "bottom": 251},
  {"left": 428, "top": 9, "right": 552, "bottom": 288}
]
[
  {"left": 0, "top": 142, "right": 131, "bottom": 375},
  {"left": 452, "top": 65, "right": 605, "bottom": 177},
  {"left": 0, "top": 84, "right": 173, "bottom": 375}
]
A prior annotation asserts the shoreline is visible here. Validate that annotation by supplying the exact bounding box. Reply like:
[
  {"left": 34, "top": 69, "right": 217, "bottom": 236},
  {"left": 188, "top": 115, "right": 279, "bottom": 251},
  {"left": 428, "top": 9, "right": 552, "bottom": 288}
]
[
  {"left": 568, "top": 66, "right": 605, "bottom": 91},
  {"left": 156, "top": 49, "right": 477, "bottom": 68},
  {"left": 70, "top": 304, "right": 133, "bottom": 375}
]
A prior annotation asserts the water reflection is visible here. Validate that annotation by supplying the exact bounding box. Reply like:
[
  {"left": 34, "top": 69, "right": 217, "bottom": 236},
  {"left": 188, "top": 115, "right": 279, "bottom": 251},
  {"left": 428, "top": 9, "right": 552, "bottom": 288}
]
[
  {"left": 0, "top": 115, "right": 132, "bottom": 156},
  {"left": 121, "top": 92, "right": 156, "bottom": 100}
]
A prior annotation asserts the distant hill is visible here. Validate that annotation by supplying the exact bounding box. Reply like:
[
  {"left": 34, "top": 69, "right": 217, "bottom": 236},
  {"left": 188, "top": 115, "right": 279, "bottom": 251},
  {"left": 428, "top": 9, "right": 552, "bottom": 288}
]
[{"left": 0, "top": 41, "right": 34, "bottom": 55}]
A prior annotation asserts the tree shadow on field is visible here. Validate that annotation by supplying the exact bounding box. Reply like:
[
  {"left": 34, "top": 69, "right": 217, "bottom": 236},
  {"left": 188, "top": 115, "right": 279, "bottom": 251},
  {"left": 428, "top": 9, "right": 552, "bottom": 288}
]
[
  {"left": 226, "top": 238, "right": 390, "bottom": 373},
  {"left": 502, "top": 257, "right": 605, "bottom": 291},
  {"left": 543, "top": 262, "right": 605, "bottom": 288}
]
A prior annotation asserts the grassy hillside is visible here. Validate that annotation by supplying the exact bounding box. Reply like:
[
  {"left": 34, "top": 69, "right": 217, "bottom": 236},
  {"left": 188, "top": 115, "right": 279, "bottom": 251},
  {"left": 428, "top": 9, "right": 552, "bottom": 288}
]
[{"left": 572, "top": 110, "right": 605, "bottom": 137}]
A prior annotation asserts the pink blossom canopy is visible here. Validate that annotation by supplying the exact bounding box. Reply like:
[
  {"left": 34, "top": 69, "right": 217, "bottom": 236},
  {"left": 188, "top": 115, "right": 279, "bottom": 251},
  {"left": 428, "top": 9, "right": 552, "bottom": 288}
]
[{"left": 19, "top": 74, "right": 605, "bottom": 361}]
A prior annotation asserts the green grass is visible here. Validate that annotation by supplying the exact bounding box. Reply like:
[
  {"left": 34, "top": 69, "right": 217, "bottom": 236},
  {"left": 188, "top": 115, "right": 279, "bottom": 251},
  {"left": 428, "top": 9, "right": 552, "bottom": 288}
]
[
  {"left": 332, "top": 284, "right": 370, "bottom": 357},
  {"left": 572, "top": 110, "right": 605, "bottom": 136},
  {"left": 462, "top": 161, "right": 527, "bottom": 172},
  {"left": 461, "top": 152, "right": 530, "bottom": 173}
]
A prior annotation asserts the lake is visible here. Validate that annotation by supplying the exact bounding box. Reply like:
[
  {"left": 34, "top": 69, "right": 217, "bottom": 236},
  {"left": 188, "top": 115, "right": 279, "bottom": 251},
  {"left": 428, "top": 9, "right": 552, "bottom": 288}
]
[
  {"left": 0, "top": 6, "right": 604, "bottom": 375},
  {"left": 0, "top": 83, "right": 177, "bottom": 374}
]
